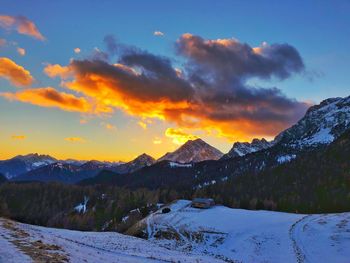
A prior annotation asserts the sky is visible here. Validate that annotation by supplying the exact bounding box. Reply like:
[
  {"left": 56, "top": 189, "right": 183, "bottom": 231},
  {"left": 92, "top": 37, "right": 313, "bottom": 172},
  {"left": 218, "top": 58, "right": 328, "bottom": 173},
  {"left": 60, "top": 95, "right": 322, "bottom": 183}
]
[{"left": 0, "top": 0, "right": 350, "bottom": 161}]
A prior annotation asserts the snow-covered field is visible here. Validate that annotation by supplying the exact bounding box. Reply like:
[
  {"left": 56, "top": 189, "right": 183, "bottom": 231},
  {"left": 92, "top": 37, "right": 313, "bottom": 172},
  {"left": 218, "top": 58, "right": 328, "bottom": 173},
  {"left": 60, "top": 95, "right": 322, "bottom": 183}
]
[
  {"left": 137, "top": 200, "right": 350, "bottom": 263},
  {"left": 1, "top": 201, "right": 350, "bottom": 263}
]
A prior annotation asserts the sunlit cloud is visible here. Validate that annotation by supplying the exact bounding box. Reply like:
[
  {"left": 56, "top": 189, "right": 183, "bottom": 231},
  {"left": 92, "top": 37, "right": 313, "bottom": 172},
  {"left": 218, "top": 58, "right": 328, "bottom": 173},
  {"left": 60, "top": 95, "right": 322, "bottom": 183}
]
[
  {"left": 154, "top": 31, "right": 164, "bottom": 36},
  {"left": 64, "top": 137, "right": 86, "bottom": 143},
  {"left": 74, "top": 47, "right": 81, "bottom": 54},
  {"left": 17, "top": 47, "right": 26, "bottom": 56},
  {"left": 44, "top": 64, "right": 72, "bottom": 79},
  {"left": 0, "top": 87, "right": 93, "bottom": 113},
  {"left": 165, "top": 128, "right": 198, "bottom": 145},
  {"left": 6, "top": 34, "right": 309, "bottom": 142},
  {"left": 79, "top": 119, "right": 88, "bottom": 124},
  {"left": 0, "top": 57, "right": 34, "bottom": 87},
  {"left": 0, "top": 15, "right": 45, "bottom": 40},
  {"left": 102, "top": 122, "right": 117, "bottom": 131},
  {"left": 11, "top": 135, "right": 26, "bottom": 140},
  {"left": 138, "top": 121, "right": 147, "bottom": 130},
  {"left": 152, "top": 137, "right": 162, "bottom": 145}
]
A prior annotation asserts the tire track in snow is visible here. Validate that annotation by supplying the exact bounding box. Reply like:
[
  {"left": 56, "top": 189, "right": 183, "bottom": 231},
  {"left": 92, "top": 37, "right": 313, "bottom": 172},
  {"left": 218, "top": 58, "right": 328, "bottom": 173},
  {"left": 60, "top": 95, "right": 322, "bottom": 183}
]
[{"left": 289, "top": 215, "right": 312, "bottom": 263}]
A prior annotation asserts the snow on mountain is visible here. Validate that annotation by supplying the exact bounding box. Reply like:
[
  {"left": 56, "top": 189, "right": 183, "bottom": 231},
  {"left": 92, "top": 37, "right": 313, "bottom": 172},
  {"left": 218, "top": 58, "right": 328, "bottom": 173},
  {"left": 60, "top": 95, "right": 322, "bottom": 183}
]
[
  {"left": 0, "top": 153, "right": 57, "bottom": 179},
  {"left": 275, "top": 96, "right": 350, "bottom": 149},
  {"left": 158, "top": 139, "right": 223, "bottom": 163},
  {"left": 130, "top": 200, "right": 350, "bottom": 263},
  {"left": 223, "top": 138, "right": 274, "bottom": 159}
]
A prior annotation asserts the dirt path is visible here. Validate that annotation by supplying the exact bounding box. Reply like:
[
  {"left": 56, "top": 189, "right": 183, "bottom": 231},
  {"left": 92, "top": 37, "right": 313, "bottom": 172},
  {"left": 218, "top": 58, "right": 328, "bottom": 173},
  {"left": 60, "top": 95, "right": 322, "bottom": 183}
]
[{"left": 0, "top": 218, "right": 69, "bottom": 263}]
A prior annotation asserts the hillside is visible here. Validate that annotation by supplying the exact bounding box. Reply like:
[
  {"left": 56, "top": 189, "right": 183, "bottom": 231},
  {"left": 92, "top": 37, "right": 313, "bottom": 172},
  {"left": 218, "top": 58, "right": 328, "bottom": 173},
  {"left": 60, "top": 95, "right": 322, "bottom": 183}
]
[
  {"left": 0, "top": 217, "right": 216, "bottom": 262},
  {"left": 128, "top": 200, "right": 350, "bottom": 263}
]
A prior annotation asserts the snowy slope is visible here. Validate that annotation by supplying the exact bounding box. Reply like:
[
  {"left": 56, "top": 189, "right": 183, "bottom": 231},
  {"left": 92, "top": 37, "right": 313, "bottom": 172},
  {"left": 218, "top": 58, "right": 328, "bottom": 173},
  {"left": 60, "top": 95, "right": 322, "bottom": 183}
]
[
  {"left": 223, "top": 138, "right": 274, "bottom": 159},
  {"left": 0, "top": 217, "right": 217, "bottom": 263},
  {"left": 132, "top": 200, "right": 350, "bottom": 263}
]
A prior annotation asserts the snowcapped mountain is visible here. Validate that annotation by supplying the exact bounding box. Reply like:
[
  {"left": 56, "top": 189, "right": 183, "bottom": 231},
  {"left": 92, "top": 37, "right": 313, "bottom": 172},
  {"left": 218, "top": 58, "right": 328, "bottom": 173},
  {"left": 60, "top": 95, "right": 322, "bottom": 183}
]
[
  {"left": 0, "top": 153, "right": 57, "bottom": 179},
  {"left": 158, "top": 139, "right": 223, "bottom": 163},
  {"left": 223, "top": 138, "right": 274, "bottom": 159},
  {"left": 275, "top": 96, "right": 350, "bottom": 149},
  {"left": 114, "top": 153, "right": 156, "bottom": 174}
]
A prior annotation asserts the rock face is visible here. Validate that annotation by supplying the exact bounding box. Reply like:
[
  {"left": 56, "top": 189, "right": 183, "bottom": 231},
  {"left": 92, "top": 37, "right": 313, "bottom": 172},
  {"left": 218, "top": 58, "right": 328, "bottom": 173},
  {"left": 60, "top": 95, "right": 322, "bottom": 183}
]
[
  {"left": 223, "top": 138, "right": 274, "bottom": 159},
  {"left": 275, "top": 96, "right": 350, "bottom": 149},
  {"left": 158, "top": 139, "right": 223, "bottom": 163}
]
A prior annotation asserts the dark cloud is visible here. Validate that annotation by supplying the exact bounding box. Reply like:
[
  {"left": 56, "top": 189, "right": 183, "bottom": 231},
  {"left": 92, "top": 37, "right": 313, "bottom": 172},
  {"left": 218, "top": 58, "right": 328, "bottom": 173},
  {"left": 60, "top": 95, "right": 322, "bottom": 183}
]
[{"left": 45, "top": 34, "right": 309, "bottom": 139}]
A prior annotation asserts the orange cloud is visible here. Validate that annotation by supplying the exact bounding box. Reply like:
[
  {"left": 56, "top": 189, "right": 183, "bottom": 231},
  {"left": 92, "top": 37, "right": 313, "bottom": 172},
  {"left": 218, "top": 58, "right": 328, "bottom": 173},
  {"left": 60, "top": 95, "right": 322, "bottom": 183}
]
[
  {"left": 74, "top": 48, "right": 81, "bottom": 54},
  {"left": 102, "top": 122, "right": 117, "bottom": 131},
  {"left": 64, "top": 137, "right": 86, "bottom": 143},
  {"left": 17, "top": 47, "right": 26, "bottom": 56},
  {"left": 0, "top": 87, "right": 93, "bottom": 113},
  {"left": 165, "top": 128, "right": 198, "bottom": 145},
  {"left": 0, "top": 57, "right": 34, "bottom": 87},
  {"left": 152, "top": 137, "right": 162, "bottom": 145},
  {"left": 138, "top": 121, "right": 147, "bottom": 130},
  {"left": 11, "top": 135, "right": 26, "bottom": 140},
  {"left": 44, "top": 64, "right": 72, "bottom": 79},
  {"left": 0, "top": 15, "right": 45, "bottom": 40}
]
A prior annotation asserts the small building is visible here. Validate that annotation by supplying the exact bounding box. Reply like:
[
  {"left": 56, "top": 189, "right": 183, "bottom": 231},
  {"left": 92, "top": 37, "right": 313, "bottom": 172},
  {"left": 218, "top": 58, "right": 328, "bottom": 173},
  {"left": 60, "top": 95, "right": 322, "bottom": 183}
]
[{"left": 191, "top": 198, "right": 215, "bottom": 209}]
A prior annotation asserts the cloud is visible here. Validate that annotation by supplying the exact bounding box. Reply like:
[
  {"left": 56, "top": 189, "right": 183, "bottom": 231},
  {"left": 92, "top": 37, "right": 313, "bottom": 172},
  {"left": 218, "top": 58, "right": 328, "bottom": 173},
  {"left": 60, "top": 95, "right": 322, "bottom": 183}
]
[
  {"left": 11, "top": 135, "right": 26, "bottom": 140},
  {"left": 154, "top": 31, "right": 164, "bottom": 36},
  {"left": 152, "top": 137, "right": 162, "bottom": 144},
  {"left": 64, "top": 137, "right": 86, "bottom": 143},
  {"left": 17, "top": 47, "right": 25, "bottom": 56},
  {"left": 102, "top": 122, "right": 117, "bottom": 131},
  {"left": 74, "top": 47, "right": 81, "bottom": 54},
  {"left": 44, "top": 64, "right": 72, "bottom": 79},
  {"left": 8, "top": 34, "right": 309, "bottom": 141},
  {"left": 0, "top": 15, "right": 45, "bottom": 40},
  {"left": 0, "top": 57, "right": 34, "bottom": 87},
  {"left": 0, "top": 87, "right": 93, "bottom": 113},
  {"left": 165, "top": 128, "right": 198, "bottom": 145},
  {"left": 138, "top": 121, "right": 147, "bottom": 130}
]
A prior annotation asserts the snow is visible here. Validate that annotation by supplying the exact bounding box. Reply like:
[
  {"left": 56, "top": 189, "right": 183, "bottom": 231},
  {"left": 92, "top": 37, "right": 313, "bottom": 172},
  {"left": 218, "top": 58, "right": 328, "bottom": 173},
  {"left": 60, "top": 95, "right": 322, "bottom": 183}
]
[
  {"left": 277, "top": 154, "right": 297, "bottom": 164},
  {"left": 303, "top": 127, "right": 335, "bottom": 145},
  {"left": 74, "top": 196, "right": 89, "bottom": 213},
  {"left": 0, "top": 217, "right": 215, "bottom": 263},
  {"left": 140, "top": 200, "right": 350, "bottom": 263},
  {"left": 169, "top": 162, "right": 193, "bottom": 168}
]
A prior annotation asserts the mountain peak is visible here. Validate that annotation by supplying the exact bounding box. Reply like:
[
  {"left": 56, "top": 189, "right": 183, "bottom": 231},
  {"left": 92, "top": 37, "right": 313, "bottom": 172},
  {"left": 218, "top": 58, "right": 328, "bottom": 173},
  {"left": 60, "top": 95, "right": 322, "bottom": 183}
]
[
  {"left": 158, "top": 138, "right": 223, "bottom": 163},
  {"left": 223, "top": 138, "right": 274, "bottom": 159},
  {"left": 275, "top": 95, "right": 350, "bottom": 148}
]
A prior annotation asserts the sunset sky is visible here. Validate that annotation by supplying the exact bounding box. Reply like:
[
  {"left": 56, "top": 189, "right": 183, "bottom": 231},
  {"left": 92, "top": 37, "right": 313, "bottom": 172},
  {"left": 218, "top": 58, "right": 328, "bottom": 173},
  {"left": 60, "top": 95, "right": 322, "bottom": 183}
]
[{"left": 1, "top": 1, "right": 350, "bottom": 161}]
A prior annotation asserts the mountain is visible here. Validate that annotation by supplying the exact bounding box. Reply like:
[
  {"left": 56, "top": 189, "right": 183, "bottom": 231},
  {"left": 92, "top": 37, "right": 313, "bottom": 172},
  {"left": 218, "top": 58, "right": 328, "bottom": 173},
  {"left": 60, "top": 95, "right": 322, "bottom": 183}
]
[
  {"left": 0, "top": 153, "right": 57, "bottom": 179},
  {"left": 158, "top": 139, "right": 223, "bottom": 163},
  {"left": 81, "top": 96, "right": 350, "bottom": 195},
  {"left": 196, "top": 127, "right": 350, "bottom": 213},
  {"left": 113, "top": 153, "right": 155, "bottom": 174},
  {"left": 275, "top": 96, "right": 350, "bottom": 149},
  {"left": 13, "top": 162, "right": 105, "bottom": 184},
  {"left": 222, "top": 138, "right": 274, "bottom": 159}
]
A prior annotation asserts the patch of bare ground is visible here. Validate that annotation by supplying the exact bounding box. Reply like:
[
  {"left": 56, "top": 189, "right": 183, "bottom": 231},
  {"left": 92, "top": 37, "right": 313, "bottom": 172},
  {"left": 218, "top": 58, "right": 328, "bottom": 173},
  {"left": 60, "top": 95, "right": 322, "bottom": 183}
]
[{"left": 1, "top": 218, "right": 69, "bottom": 262}]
